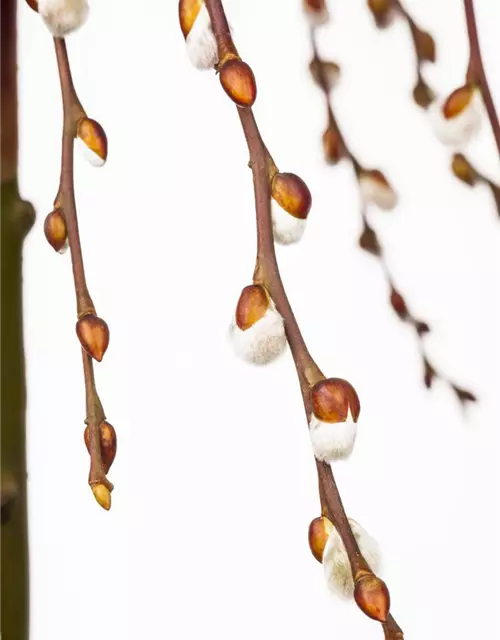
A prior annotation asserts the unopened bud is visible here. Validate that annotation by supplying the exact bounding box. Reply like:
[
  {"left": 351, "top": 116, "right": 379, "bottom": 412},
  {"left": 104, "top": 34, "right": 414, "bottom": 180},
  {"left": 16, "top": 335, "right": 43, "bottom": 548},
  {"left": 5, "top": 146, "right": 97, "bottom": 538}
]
[
  {"left": 414, "top": 29, "right": 436, "bottom": 63},
  {"left": 359, "top": 222, "right": 381, "bottom": 256},
  {"left": 38, "top": 0, "right": 89, "bottom": 38},
  {"left": 413, "top": 78, "right": 435, "bottom": 109},
  {"left": 91, "top": 483, "right": 111, "bottom": 511},
  {"left": 302, "top": 0, "right": 329, "bottom": 26},
  {"left": 414, "top": 320, "right": 430, "bottom": 336},
  {"left": 76, "top": 313, "right": 110, "bottom": 362},
  {"left": 219, "top": 59, "right": 257, "bottom": 107},
  {"left": 359, "top": 169, "right": 397, "bottom": 210},
  {"left": 354, "top": 570, "right": 390, "bottom": 622},
  {"left": 25, "top": 0, "right": 39, "bottom": 11},
  {"left": 308, "top": 516, "right": 333, "bottom": 563},
  {"left": 430, "top": 84, "right": 482, "bottom": 146},
  {"left": 443, "top": 84, "right": 476, "bottom": 119},
  {"left": 309, "top": 59, "right": 340, "bottom": 92},
  {"left": 452, "top": 386, "right": 477, "bottom": 405},
  {"left": 44, "top": 209, "right": 68, "bottom": 253},
  {"left": 311, "top": 378, "right": 360, "bottom": 424},
  {"left": 322, "top": 126, "right": 343, "bottom": 165},
  {"left": 76, "top": 117, "right": 107, "bottom": 167},
  {"left": 367, "top": 0, "right": 395, "bottom": 28},
  {"left": 390, "top": 287, "right": 408, "bottom": 321},
  {"left": 423, "top": 358, "right": 436, "bottom": 389},
  {"left": 271, "top": 173, "right": 312, "bottom": 219},
  {"left": 451, "top": 153, "right": 478, "bottom": 186},
  {"left": 84, "top": 421, "right": 117, "bottom": 474}
]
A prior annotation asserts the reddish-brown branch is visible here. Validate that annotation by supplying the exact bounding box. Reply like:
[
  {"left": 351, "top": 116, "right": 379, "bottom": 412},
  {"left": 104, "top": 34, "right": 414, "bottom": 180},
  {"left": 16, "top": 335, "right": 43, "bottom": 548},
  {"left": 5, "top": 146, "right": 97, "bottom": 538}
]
[{"left": 464, "top": 0, "right": 500, "bottom": 159}]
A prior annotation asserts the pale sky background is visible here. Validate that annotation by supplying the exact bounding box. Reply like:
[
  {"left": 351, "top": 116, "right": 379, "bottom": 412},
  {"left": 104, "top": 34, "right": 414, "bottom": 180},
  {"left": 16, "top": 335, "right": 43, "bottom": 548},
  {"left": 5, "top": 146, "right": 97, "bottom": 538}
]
[{"left": 17, "top": 1, "right": 500, "bottom": 639}]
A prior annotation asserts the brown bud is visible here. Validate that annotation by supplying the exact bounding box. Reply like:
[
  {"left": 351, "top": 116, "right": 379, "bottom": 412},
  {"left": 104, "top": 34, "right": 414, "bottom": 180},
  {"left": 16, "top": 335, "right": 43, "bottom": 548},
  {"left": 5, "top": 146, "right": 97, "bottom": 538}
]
[
  {"left": 423, "top": 358, "right": 436, "bottom": 389},
  {"left": 76, "top": 117, "right": 108, "bottom": 166},
  {"left": 178, "top": 0, "right": 202, "bottom": 38},
  {"left": 25, "top": 0, "right": 38, "bottom": 11},
  {"left": 442, "top": 85, "right": 475, "bottom": 119},
  {"left": 322, "top": 126, "right": 343, "bottom": 165},
  {"left": 451, "top": 153, "right": 478, "bottom": 186},
  {"left": 303, "top": 0, "right": 328, "bottom": 19},
  {"left": 84, "top": 422, "right": 117, "bottom": 474},
  {"left": 271, "top": 172, "right": 312, "bottom": 220},
  {"left": 413, "top": 78, "right": 435, "bottom": 109},
  {"left": 452, "top": 386, "right": 477, "bottom": 405},
  {"left": 76, "top": 313, "right": 110, "bottom": 362},
  {"left": 359, "top": 223, "right": 381, "bottom": 256},
  {"left": 44, "top": 209, "right": 67, "bottom": 253},
  {"left": 311, "top": 378, "right": 360, "bottom": 423},
  {"left": 415, "top": 321, "right": 430, "bottom": 336},
  {"left": 235, "top": 285, "right": 269, "bottom": 330},
  {"left": 91, "top": 483, "right": 111, "bottom": 511},
  {"left": 219, "top": 59, "right": 257, "bottom": 108},
  {"left": 354, "top": 570, "right": 390, "bottom": 622},
  {"left": 414, "top": 29, "right": 436, "bottom": 63},
  {"left": 309, "top": 59, "right": 340, "bottom": 92},
  {"left": 390, "top": 287, "right": 408, "bottom": 320},
  {"left": 367, "top": 0, "right": 394, "bottom": 28},
  {"left": 308, "top": 516, "right": 333, "bottom": 563}
]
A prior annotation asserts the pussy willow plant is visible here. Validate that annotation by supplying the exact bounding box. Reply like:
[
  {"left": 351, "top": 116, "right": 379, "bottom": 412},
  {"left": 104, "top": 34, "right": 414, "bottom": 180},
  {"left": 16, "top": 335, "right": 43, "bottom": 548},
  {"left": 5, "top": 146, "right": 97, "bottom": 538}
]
[
  {"left": 179, "top": 0, "right": 405, "bottom": 637},
  {"left": 25, "top": 0, "right": 117, "bottom": 511},
  {"left": 303, "top": 2, "right": 477, "bottom": 406},
  {"left": 367, "top": 0, "right": 500, "bottom": 219}
]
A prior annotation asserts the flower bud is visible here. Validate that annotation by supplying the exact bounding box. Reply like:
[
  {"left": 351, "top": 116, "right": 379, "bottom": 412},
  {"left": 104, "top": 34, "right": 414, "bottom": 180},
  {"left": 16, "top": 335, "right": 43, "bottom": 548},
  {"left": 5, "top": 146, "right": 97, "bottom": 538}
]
[
  {"left": 323, "top": 518, "right": 381, "bottom": 598},
  {"left": 38, "top": 0, "right": 89, "bottom": 38},
  {"left": 309, "top": 59, "right": 340, "bottom": 92},
  {"left": 452, "top": 386, "right": 477, "bottom": 405},
  {"left": 358, "top": 222, "right": 381, "bottom": 257},
  {"left": 270, "top": 172, "right": 312, "bottom": 245},
  {"left": 76, "top": 313, "right": 110, "bottom": 362},
  {"left": 322, "top": 126, "right": 343, "bottom": 165},
  {"left": 25, "top": 0, "right": 39, "bottom": 11},
  {"left": 84, "top": 421, "right": 117, "bottom": 475},
  {"left": 429, "top": 84, "right": 482, "bottom": 146},
  {"left": 451, "top": 153, "right": 478, "bottom": 186},
  {"left": 367, "top": 0, "right": 395, "bottom": 28},
  {"left": 179, "top": 0, "right": 219, "bottom": 70},
  {"left": 354, "top": 570, "right": 390, "bottom": 622},
  {"left": 359, "top": 169, "right": 398, "bottom": 210},
  {"left": 308, "top": 516, "right": 334, "bottom": 563},
  {"left": 423, "top": 358, "right": 436, "bottom": 389},
  {"left": 302, "top": 0, "right": 329, "bottom": 26},
  {"left": 414, "top": 320, "right": 430, "bottom": 336},
  {"left": 219, "top": 59, "right": 257, "bottom": 108},
  {"left": 76, "top": 117, "right": 107, "bottom": 167},
  {"left": 229, "top": 284, "right": 287, "bottom": 365},
  {"left": 44, "top": 209, "right": 68, "bottom": 253},
  {"left": 389, "top": 287, "right": 408, "bottom": 321},
  {"left": 414, "top": 29, "right": 436, "bottom": 63},
  {"left": 91, "top": 483, "right": 111, "bottom": 511},
  {"left": 413, "top": 78, "right": 435, "bottom": 109},
  {"left": 309, "top": 378, "right": 360, "bottom": 462}
]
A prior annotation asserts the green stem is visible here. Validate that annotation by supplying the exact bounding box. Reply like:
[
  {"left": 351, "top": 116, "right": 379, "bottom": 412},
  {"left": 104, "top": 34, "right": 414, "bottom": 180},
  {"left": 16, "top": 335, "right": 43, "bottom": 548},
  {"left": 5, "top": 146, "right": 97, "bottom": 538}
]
[{"left": 1, "top": 2, "right": 35, "bottom": 639}]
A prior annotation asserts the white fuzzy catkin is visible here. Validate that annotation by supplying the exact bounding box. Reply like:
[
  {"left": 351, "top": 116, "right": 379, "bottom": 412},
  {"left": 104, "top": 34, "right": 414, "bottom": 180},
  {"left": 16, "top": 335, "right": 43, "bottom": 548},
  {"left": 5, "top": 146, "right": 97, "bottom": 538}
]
[
  {"left": 429, "top": 90, "right": 483, "bottom": 146},
  {"left": 75, "top": 137, "right": 105, "bottom": 167},
  {"left": 271, "top": 202, "right": 307, "bottom": 245},
  {"left": 323, "top": 518, "right": 381, "bottom": 599},
  {"left": 229, "top": 299, "right": 287, "bottom": 365},
  {"left": 309, "top": 409, "right": 357, "bottom": 462},
  {"left": 185, "top": 2, "right": 218, "bottom": 70},
  {"left": 38, "top": 0, "right": 89, "bottom": 38},
  {"left": 359, "top": 175, "right": 398, "bottom": 211}
]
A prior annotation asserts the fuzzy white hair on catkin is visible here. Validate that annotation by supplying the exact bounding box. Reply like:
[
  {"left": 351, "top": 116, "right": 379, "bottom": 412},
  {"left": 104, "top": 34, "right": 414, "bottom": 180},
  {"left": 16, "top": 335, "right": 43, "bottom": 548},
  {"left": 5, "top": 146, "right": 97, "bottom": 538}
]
[
  {"left": 185, "top": 2, "right": 218, "bottom": 71},
  {"left": 323, "top": 518, "right": 381, "bottom": 599},
  {"left": 229, "top": 301, "right": 287, "bottom": 365},
  {"left": 38, "top": 0, "right": 89, "bottom": 38},
  {"left": 271, "top": 202, "right": 307, "bottom": 245},
  {"left": 428, "top": 91, "right": 483, "bottom": 147},
  {"left": 309, "top": 410, "right": 357, "bottom": 462},
  {"left": 303, "top": 5, "right": 330, "bottom": 27},
  {"left": 359, "top": 176, "right": 398, "bottom": 211},
  {"left": 75, "top": 137, "right": 106, "bottom": 168}
]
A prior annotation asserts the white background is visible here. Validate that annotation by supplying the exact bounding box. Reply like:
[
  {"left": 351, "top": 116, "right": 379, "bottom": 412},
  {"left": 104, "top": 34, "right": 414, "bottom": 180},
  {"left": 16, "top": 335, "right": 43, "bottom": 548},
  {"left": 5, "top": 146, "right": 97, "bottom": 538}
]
[{"left": 18, "top": 1, "right": 500, "bottom": 638}]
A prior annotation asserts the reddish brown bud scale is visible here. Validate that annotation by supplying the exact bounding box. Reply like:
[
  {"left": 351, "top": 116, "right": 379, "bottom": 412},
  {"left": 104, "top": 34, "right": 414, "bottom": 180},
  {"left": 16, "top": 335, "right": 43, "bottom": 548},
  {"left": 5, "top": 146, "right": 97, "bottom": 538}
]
[
  {"left": 423, "top": 359, "right": 436, "bottom": 389},
  {"left": 25, "top": 0, "right": 38, "bottom": 11},
  {"left": 219, "top": 59, "right": 257, "bottom": 108},
  {"left": 235, "top": 285, "right": 269, "bottom": 330},
  {"left": 311, "top": 378, "right": 360, "bottom": 423},
  {"left": 303, "top": 0, "right": 327, "bottom": 12},
  {"left": 413, "top": 79, "right": 435, "bottom": 109},
  {"left": 367, "top": 0, "right": 393, "bottom": 28},
  {"left": 309, "top": 60, "right": 340, "bottom": 91},
  {"left": 359, "top": 223, "right": 381, "bottom": 256},
  {"left": 451, "top": 153, "right": 478, "bottom": 186},
  {"left": 354, "top": 571, "right": 390, "bottom": 622},
  {"left": 308, "top": 516, "right": 333, "bottom": 563},
  {"left": 178, "top": 0, "right": 202, "bottom": 38},
  {"left": 443, "top": 85, "right": 475, "bottom": 119},
  {"left": 271, "top": 173, "right": 312, "bottom": 220},
  {"left": 322, "top": 127, "right": 342, "bottom": 165},
  {"left": 414, "top": 29, "right": 436, "bottom": 63},
  {"left": 84, "top": 422, "right": 117, "bottom": 474},
  {"left": 76, "top": 117, "right": 108, "bottom": 164},
  {"left": 390, "top": 288, "right": 408, "bottom": 320},
  {"left": 44, "top": 209, "right": 67, "bottom": 253},
  {"left": 76, "top": 313, "right": 110, "bottom": 362}
]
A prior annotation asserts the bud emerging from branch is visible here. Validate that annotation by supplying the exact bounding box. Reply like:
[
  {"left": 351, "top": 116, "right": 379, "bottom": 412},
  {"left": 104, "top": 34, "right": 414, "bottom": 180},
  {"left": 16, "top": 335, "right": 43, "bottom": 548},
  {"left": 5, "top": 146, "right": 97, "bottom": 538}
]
[
  {"left": 354, "top": 570, "right": 390, "bottom": 622},
  {"left": 76, "top": 313, "right": 110, "bottom": 362},
  {"left": 413, "top": 29, "right": 436, "bottom": 63},
  {"left": 37, "top": 0, "right": 89, "bottom": 38},
  {"left": 44, "top": 209, "right": 68, "bottom": 253},
  {"left": 308, "top": 515, "right": 334, "bottom": 563},
  {"left": 76, "top": 117, "right": 108, "bottom": 167},
  {"left": 367, "top": 0, "right": 395, "bottom": 29},
  {"left": 84, "top": 422, "right": 117, "bottom": 474},
  {"left": 309, "top": 378, "right": 360, "bottom": 462},
  {"left": 423, "top": 358, "right": 436, "bottom": 389},
  {"left": 429, "top": 85, "right": 482, "bottom": 146},
  {"left": 229, "top": 285, "right": 287, "bottom": 365},
  {"left": 358, "top": 169, "right": 398, "bottom": 210},
  {"left": 91, "top": 483, "right": 111, "bottom": 511},
  {"left": 302, "top": 0, "right": 329, "bottom": 26},
  {"left": 359, "top": 222, "right": 381, "bottom": 256},
  {"left": 413, "top": 78, "right": 435, "bottom": 109},
  {"left": 389, "top": 287, "right": 408, "bottom": 321},
  {"left": 179, "top": 0, "right": 218, "bottom": 70},
  {"left": 451, "top": 153, "right": 479, "bottom": 186},
  {"left": 219, "top": 59, "right": 257, "bottom": 108},
  {"left": 25, "top": 0, "right": 39, "bottom": 11},
  {"left": 322, "top": 126, "right": 343, "bottom": 165},
  {"left": 323, "top": 518, "right": 381, "bottom": 598},
  {"left": 271, "top": 172, "right": 312, "bottom": 245},
  {"left": 309, "top": 59, "right": 340, "bottom": 92}
]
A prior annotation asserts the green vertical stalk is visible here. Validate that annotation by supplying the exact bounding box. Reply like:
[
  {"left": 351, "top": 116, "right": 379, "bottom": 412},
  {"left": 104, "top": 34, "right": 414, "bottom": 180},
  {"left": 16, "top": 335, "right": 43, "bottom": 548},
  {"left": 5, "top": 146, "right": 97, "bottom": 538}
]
[{"left": 1, "top": 1, "right": 35, "bottom": 639}]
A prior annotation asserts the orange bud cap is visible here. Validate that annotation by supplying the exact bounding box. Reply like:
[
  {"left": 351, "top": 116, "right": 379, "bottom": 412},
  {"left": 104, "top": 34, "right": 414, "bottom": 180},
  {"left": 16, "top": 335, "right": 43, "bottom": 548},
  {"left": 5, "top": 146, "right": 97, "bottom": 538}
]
[
  {"left": 443, "top": 85, "right": 475, "bottom": 119},
  {"left": 84, "top": 421, "right": 117, "bottom": 474},
  {"left": 76, "top": 313, "right": 110, "bottom": 362},
  {"left": 25, "top": 0, "right": 39, "bottom": 11},
  {"left": 91, "top": 483, "right": 111, "bottom": 511},
  {"left": 219, "top": 59, "right": 257, "bottom": 107},
  {"left": 76, "top": 117, "right": 108, "bottom": 166},
  {"left": 354, "top": 571, "right": 390, "bottom": 622},
  {"left": 271, "top": 173, "right": 312, "bottom": 219},
  {"left": 179, "top": 0, "right": 203, "bottom": 38},
  {"left": 311, "top": 378, "right": 360, "bottom": 423},
  {"left": 367, "top": 0, "right": 393, "bottom": 28},
  {"left": 44, "top": 209, "right": 67, "bottom": 253},
  {"left": 308, "top": 516, "right": 334, "bottom": 563},
  {"left": 322, "top": 126, "right": 343, "bottom": 165},
  {"left": 235, "top": 284, "right": 270, "bottom": 330}
]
